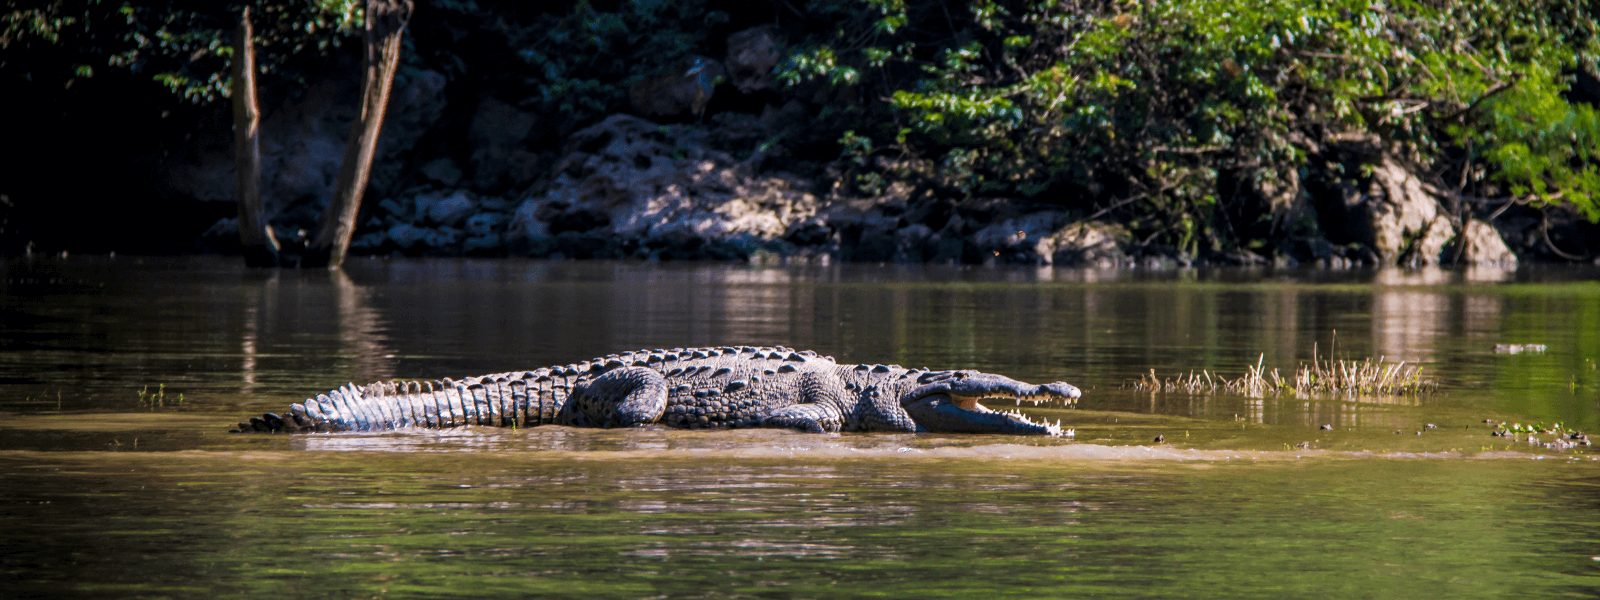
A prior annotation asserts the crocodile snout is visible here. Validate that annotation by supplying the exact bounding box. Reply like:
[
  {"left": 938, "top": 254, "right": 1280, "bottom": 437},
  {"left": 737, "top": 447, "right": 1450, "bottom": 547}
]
[{"left": 900, "top": 371, "right": 1080, "bottom": 436}]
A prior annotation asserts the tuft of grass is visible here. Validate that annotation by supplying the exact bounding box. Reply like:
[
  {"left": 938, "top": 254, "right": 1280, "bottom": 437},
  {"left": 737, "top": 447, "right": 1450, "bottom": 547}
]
[
  {"left": 136, "top": 383, "right": 184, "bottom": 409},
  {"left": 1132, "top": 344, "right": 1436, "bottom": 399}
]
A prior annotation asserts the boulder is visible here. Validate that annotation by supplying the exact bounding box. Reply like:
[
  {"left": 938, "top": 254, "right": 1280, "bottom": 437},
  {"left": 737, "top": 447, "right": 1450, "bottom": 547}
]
[
  {"left": 725, "top": 27, "right": 781, "bottom": 94},
  {"left": 892, "top": 224, "right": 935, "bottom": 262},
  {"left": 423, "top": 227, "right": 462, "bottom": 251},
  {"left": 1366, "top": 156, "right": 1441, "bottom": 263},
  {"left": 507, "top": 199, "right": 552, "bottom": 253},
  {"left": 464, "top": 212, "right": 506, "bottom": 238},
  {"left": 1307, "top": 138, "right": 1450, "bottom": 267},
  {"left": 463, "top": 233, "right": 503, "bottom": 254},
  {"left": 422, "top": 191, "right": 476, "bottom": 227},
  {"left": 1460, "top": 219, "right": 1518, "bottom": 267},
  {"left": 812, "top": 188, "right": 915, "bottom": 262},
  {"left": 386, "top": 223, "right": 426, "bottom": 249},
  {"left": 971, "top": 214, "right": 1132, "bottom": 266},
  {"left": 971, "top": 212, "right": 1063, "bottom": 264},
  {"left": 377, "top": 197, "right": 410, "bottom": 222},
  {"left": 1409, "top": 215, "right": 1456, "bottom": 266},
  {"left": 1050, "top": 222, "right": 1133, "bottom": 267}
]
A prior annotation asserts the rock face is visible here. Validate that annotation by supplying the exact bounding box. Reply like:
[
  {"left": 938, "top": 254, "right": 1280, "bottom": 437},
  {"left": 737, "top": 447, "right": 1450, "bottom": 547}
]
[
  {"left": 180, "top": 74, "right": 1544, "bottom": 267},
  {"left": 372, "top": 68, "right": 450, "bottom": 193},
  {"left": 257, "top": 80, "right": 354, "bottom": 209},
  {"left": 1340, "top": 160, "right": 1523, "bottom": 268},
  {"left": 971, "top": 214, "right": 1131, "bottom": 266},
  {"left": 467, "top": 97, "right": 540, "bottom": 190},
  {"left": 725, "top": 27, "right": 782, "bottom": 94},
  {"left": 166, "top": 66, "right": 448, "bottom": 214},
  {"left": 1365, "top": 156, "right": 1443, "bottom": 264},
  {"left": 1308, "top": 143, "right": 1485, "bottom": 267},
  {"left": 628, "top": 57, "right": 727, "bottom": 120},
  {"left": 507, "top": 114, "right": 821, "bottom": 259}
]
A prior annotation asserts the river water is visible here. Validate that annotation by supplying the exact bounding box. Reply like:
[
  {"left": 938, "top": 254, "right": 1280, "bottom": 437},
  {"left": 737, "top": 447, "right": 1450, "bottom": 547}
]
[{"left": 2, "top": 257, "right": 1597, "bottom": 597}]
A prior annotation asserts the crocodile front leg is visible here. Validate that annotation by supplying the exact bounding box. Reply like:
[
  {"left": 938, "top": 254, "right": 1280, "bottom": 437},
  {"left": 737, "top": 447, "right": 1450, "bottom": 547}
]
[
  {"left": 851, "top": 384, "right": 917, "bottom": 433},
  {"left": 566, "top": 367, "right": 669, "bottom": 428},
  {"left": 761, "top": 372, "right": 848, "bottom": 433}
]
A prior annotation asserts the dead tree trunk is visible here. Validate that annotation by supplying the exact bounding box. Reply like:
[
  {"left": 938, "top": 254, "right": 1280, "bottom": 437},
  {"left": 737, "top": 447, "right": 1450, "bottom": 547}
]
[
  {"left": 304, "top": 0, "right": 414, "bottom": 269},
  {"left": 231, "top": 6, "right": 280, "bottom": 267}
]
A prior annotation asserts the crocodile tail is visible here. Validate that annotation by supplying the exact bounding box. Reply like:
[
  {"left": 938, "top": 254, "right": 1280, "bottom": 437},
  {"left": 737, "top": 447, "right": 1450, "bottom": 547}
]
[{"left": 231, "top": 373, "right": 566, "bottom": 433}]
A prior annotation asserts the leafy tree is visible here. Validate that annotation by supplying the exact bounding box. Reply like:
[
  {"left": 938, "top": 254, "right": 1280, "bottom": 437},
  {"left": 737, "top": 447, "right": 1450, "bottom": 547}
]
[
  {"left": 2, "top": 0, "right": 362, "bottom": 102},
  {"left": 780, "top": 0, "right": 1600, "bottom": 260}
]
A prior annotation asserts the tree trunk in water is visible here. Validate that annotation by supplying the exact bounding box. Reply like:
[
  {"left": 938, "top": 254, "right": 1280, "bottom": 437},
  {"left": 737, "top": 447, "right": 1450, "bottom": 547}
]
[
  {"left": 304, "top": 0, "right": 413, "bottom": 269},
  {"left": 231, "top": 6, "right": 280, "bottom": 267}
]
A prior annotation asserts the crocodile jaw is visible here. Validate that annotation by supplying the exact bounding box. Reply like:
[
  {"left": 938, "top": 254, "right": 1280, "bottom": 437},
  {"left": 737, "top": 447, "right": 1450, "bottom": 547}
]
[
  {"left": 903, "top": 394, "right": 1069, "bottom": 436},
  {"left": 901, "top": 378, "right": 1080, "bottom": 436}
]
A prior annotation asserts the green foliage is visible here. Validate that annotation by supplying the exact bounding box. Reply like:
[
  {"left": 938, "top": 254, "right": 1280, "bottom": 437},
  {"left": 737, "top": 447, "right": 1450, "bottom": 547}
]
[
  {"left": 2, "top": 0, "right": 362, "bottom": 103},
  {"left": 6, "top": 0, "right": 1596, "bottom": 251},
  {"left": 1389, "top": 1, "right": 1600, "bottom": 223},
  {"left": 1474, "top": 74, "right": 1600, "bottom": 221},
  {"left": 783, "top": 0, "right": 1600, "bottom": 257},
  {"left": 497, "top": 0, "right": 710, "bottom": 125}
]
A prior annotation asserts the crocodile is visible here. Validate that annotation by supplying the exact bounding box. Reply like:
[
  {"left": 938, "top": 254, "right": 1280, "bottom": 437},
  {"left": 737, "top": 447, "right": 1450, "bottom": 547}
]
[{"left": 232, "top": 346, "right": 1080, "bottom": 436}]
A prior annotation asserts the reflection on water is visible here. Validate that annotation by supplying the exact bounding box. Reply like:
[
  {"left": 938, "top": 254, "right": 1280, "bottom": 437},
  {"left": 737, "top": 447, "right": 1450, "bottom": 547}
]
[
  {"left": 2, "top": 257, "right": 1598, "bottom": 430},
  {"left": 237, "top": 270, "right": 395, "bottom": 396},
  {"left": 1373, "top": 269, "right": 1451, "bottom": 361},
  {"left": 2, "top": 257, "right": 1600, "bottom": 596}
]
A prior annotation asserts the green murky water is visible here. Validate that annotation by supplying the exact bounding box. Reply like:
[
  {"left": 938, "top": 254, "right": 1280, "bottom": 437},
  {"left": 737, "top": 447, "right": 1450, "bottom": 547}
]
[{"left": 2, "top": 257, "right": 1598, "bottom": 597}]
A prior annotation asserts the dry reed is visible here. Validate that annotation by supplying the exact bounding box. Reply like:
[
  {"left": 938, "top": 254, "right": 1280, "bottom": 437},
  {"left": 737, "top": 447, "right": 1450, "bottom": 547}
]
[{"left": 1131, "top": 343, "right": 1436, "bottom": 399}]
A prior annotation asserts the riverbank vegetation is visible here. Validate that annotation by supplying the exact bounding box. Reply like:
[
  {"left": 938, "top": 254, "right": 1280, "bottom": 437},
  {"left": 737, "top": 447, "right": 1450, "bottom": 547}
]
[
  {"left": 788, "top": 0, "right": 1599, "bottom": 255},
  {"left": 2, "top": 1, "right": 1596, "bottom": 265},
  {"left": 1132, "top": 348, "right": 1437, "bottom": 399}
]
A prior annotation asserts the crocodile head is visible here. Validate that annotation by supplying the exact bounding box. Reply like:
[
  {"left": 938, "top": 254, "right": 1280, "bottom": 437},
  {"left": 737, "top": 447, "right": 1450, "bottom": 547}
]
[{"left": 899, "top": 370, "right": 1080, "bottom": 436}]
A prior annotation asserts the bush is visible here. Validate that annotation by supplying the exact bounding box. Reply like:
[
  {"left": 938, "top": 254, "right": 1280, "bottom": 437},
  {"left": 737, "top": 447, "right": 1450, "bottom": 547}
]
[
  {"left": 781, "top": 0, "right": 1600, "bottom": 258},
  {"left": 1, "top": 0, "right": 364, "bottom": 103}
]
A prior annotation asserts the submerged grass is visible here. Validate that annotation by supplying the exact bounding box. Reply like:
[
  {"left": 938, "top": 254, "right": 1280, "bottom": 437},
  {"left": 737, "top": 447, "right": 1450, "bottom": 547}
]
[
  {"left": 136, "top": 383, "right": 183, "bottom": 409},
  {"left": 1132, "top": 344, "right": 1436, "bottom": 400}
]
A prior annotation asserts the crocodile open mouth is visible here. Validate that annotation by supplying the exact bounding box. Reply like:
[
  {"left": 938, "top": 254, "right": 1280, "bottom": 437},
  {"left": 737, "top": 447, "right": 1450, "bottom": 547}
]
[
  {"left": 900, "top": 375, "right": 1081, "bottom": 436},
  {"left": 945, "top": 392, "right": 1075, "bottom": 436}
]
